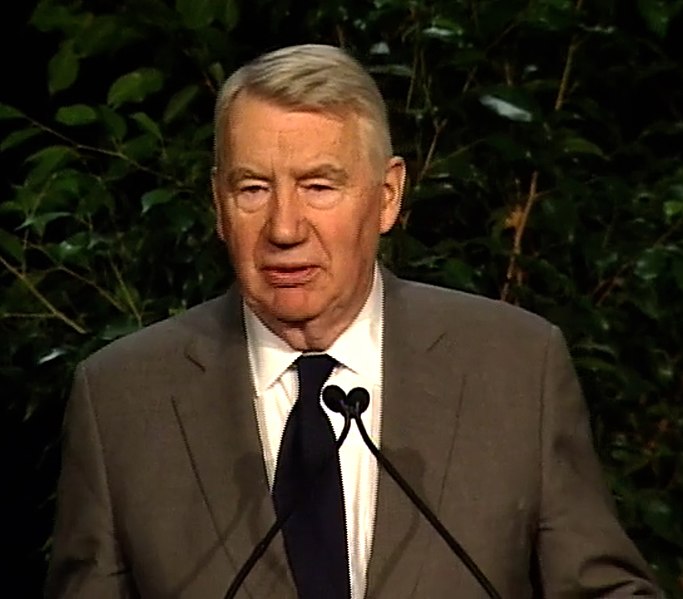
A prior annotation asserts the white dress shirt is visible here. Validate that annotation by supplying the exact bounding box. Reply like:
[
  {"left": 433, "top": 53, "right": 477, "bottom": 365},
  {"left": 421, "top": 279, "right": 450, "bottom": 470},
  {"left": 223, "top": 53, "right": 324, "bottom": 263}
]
[{"left": 245, "top": 266, "right": 383, "bottom": 599}]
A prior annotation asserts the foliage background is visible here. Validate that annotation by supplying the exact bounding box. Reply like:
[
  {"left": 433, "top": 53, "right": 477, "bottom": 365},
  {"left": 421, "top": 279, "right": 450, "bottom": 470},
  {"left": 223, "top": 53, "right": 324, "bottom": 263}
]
[{"left": 1, "top": 0, "right": 682, "bottom": 595}]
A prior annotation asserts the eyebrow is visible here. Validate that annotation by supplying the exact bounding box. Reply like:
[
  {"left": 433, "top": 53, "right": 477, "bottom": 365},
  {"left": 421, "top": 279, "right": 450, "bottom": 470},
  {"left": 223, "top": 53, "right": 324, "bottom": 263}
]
[
  {"left": 225, "top": 168, "right": 270, "bottom": 187},
  {"left": 295, "top": 164, "right": 348, "bottom": 184}
]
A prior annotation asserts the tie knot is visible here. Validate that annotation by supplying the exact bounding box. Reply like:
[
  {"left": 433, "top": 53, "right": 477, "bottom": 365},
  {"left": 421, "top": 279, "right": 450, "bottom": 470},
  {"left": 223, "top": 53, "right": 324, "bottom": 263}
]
[{"left": 296, "top": 354, "right": 336, "bottom": 406}]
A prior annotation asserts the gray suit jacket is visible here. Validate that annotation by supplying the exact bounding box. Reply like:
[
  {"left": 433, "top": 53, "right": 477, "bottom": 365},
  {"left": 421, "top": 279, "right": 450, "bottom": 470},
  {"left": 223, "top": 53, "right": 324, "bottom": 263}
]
[{"left": 46, "top": 272, "right": 660, "bottom": 598}]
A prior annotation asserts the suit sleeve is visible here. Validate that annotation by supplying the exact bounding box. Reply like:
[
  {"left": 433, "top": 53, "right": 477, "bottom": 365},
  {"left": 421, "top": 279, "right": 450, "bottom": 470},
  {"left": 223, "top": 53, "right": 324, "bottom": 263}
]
[
  {"left": 45, "top": 363, "right": 138, "bottom": 599},
  {"left": 536, "top": 326, "right": 662, "bottom": 596}
]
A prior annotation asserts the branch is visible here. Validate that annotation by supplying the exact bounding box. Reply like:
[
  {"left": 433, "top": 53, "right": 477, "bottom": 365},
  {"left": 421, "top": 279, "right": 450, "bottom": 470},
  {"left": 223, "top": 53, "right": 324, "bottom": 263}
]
[
  {"left": 0, "top": 255, "right": 87, "bottom": 334},
  {"left": 110, "top": 259, "right": 142, "bottom": 327},
  {"left": 592, "top": 217, "right": 683, "bottom": 306},
  {"left": 26, "top": 116, "right": 179, "bottom": 183},
  {"left": 554, "top": 37, "right": 581, "bottom": 111},
  {"left": 463, "top": 19, "right": 518, "bottom": 94},
  {"left": 1, "top": 312, "right": 60, "bottom": 320},
  {"left": 27, "top": 244, "right": 128, "bottom": 313},
  {"left": 405, "top": 32, "right": 420, "bottom": 111},
  {"left": 501, "top": 171, "right": 539, "bottom": 300},
  {"left": 417, "top": 118, "right": 448, "bottom": 183},
  {"left": 56, "top": 265, "right": 126, "bottom": 313},
  {"left": 500, "top": 0, "right": 584, "bottom": 301}
]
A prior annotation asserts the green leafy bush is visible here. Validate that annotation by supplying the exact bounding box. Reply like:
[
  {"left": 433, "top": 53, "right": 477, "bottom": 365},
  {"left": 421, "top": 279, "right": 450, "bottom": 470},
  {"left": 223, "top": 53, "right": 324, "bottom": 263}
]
[{"left": 2, "top": 0, "right": 682, "bottom": 594}]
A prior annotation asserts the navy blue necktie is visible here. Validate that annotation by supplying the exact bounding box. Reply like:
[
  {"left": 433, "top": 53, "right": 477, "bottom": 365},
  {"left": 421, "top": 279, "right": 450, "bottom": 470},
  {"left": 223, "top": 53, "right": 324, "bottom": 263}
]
[{"left": 272, "top": 354, "right": 350, "bottom": 599}]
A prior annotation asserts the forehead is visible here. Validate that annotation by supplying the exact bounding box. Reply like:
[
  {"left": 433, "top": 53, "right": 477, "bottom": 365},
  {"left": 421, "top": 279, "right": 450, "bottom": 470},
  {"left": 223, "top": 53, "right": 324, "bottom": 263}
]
[{"left": 222, "top": 93, "right": 368, "bottom": 168}]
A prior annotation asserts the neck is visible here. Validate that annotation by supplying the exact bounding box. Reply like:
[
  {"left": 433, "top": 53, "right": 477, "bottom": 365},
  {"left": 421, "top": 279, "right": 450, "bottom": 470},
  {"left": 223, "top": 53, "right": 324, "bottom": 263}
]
[{"left": 267, "top": 319, "right": 352, "bottom": 352}]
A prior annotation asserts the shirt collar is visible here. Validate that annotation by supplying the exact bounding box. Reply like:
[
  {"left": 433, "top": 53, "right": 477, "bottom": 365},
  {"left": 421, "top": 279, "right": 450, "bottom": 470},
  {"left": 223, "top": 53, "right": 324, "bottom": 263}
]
[
  {"left": 326, "top": 266, "right": 382, "bottom": 382},
  {"left": 244, "top": 264, "right": 383, "bottom": 395}
]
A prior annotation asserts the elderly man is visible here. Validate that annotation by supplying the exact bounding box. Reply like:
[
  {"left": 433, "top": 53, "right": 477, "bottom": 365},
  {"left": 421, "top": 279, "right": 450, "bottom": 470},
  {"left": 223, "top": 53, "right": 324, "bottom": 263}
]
[{"left": 46, "top": 45, "right": 661, "bottom": 598}]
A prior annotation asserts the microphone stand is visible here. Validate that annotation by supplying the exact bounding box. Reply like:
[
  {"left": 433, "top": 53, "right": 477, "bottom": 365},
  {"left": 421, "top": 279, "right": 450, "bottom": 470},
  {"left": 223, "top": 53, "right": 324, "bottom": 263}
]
[{"left": 343, "top": 387, "right": 502, "bottom": 599}]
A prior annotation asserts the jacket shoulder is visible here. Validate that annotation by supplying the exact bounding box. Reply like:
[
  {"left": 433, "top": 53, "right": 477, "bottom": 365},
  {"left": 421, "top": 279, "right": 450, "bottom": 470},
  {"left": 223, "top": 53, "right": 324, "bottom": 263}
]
[
  {"left": 389, "top": 276, "right": 554, "bottom": 341},
  {"left": 82, "top": 294, "right": 232, "bottom": 372}
]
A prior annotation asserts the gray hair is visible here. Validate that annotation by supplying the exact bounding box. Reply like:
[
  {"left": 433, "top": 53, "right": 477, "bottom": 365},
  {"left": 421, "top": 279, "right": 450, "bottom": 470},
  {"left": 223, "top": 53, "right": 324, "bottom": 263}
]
[{"left": 213, "top": 44, "right": 392, "bottom": 169}]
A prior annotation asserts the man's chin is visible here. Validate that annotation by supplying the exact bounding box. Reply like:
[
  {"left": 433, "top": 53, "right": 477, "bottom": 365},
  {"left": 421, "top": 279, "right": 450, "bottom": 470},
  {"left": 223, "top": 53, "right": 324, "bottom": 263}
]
[
  {"left": 258, "top": 289, "right": 322, "bottom": 324},
  {"left": 270, "top": 303, "right": 320, "bottom": 324}
]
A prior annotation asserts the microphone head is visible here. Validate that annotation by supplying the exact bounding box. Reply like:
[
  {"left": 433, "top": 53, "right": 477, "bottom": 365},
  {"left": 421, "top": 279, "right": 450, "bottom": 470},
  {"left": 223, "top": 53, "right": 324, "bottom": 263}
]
[
  {"left": 322, "top": 385, "right": 347, "bottom": 414},
  {"left": 348, "top": 387, "right": 370, "bottom": 416}
]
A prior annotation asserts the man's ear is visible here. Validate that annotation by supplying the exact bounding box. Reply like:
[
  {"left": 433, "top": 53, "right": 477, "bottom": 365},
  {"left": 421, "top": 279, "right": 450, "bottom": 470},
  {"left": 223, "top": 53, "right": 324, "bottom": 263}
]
[
  {"left": 211, "top": 166, "right": 228, "bottom": 242},
  {"left": 379, "top": 156, "right": 406, "bottom": 234}
]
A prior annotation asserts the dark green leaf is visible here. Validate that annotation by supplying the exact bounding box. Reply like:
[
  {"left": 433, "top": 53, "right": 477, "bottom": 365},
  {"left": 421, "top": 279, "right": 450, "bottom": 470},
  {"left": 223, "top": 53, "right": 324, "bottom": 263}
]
[
  {"left": 220, "top": 0, "right": 240, "bottom": 30},
  {"left": 423, "top": 26, "right": 460, "bottom": 42},
  {"left": 573, "top": 356, "right": 623, "bottom": 376},
  {"left": 1, "top": 127, "right": 41, "bottom": 152},
  {"left": 98, "top": 105, "right": 127, "bottom": 140},
  {"left": 18, "top": 212, "right": 72, "bottom": 237},
  {"left": 207, "top": 62, "right": 225, "bottom": 86},
  {"left": 636, "top": 0, "right": 671, "bottom": 38},
  {"left": 25, "top": 145, "right": 76, "bottom": 186},
  {"left": 55, "top": 104, "right": 98, "bottom": 126},
  {"left": 643, "top": 497, "right": 677, "bottom": 540},
  {"left": 524, "top": 0, "right": 574, "bottom": 31},
  {"left": 132, "top": 112, "right": 162, "bottom": 140},
  {"left": 48, "top": 42, "right": 79, "bottom": 94},
  {"left": 107, "top": 68, "right": 164, "bottom": 108},
  {"left": 76, "top": 15, "right": 137, "bottom": 57},
  {"left": 52, "top": 235, "right": 90, "bottom": 266},
  {"left": 634, "top": 248, "right": 667, "bottom": 282},
  {"left": 0, "top": 230, "right": 24, "bottom": 262},
  {"left": 663, "top": 200, "right": 683, "bottom": 223},
  {"left": 0, "top": 103, "right": 25, "bottom": 120},
  {"left": 480, "top": 95, "right": 533, "bottom": 122},
  {"left": 485, "top": 134, "right": 529, "bottom": 161},
  {"left": 30, "top": 2, "right": 81, "bottom": 33},
  {"left": 121, "top": 134, "right": 158, "bottom": 162},
  {"left": 166, "top": 202, "right": 198, "bottom": 234},
  {"left": 141, "top": 189, "right": 175, "bottom": 214},
  {"left": 163, "top": 85, "right": 199, "bottom": 124},
  {"left": 176, "top": 0, "right": 215, "bottom": 29},
  {"left": 37, "top": 347, "right": 68, "bottom": 365},
  {"left": 561, "top": 135, "right": 605, "bottom": 158},
  {"left": 442, "top": 258, "right": 476, "bottom": 291}
]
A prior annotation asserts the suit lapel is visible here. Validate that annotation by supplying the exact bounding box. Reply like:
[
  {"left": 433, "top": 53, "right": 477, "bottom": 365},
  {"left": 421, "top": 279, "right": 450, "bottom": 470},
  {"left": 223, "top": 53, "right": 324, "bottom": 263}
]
[
  {"left": 171, "top": 289, "right": 293, "bottom": 598},
  {"left": 366, "top": 272, "right": 467, "bottom": 597}
]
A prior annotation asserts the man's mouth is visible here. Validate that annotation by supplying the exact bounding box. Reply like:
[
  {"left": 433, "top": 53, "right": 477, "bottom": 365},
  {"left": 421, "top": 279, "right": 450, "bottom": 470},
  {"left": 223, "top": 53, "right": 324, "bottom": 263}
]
[{"left": 262, "top": 265, "right": 319, "bottom": 287}]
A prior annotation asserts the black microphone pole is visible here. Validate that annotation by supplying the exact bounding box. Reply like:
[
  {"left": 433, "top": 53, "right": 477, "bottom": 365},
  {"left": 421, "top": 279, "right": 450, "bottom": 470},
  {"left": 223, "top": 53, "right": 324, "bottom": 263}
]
[
  {"left": 335, "top": 386, "right": 502, "bottom": 599},
  {"left": 224, "top": 387, "right": 351, "bottom": 599}
]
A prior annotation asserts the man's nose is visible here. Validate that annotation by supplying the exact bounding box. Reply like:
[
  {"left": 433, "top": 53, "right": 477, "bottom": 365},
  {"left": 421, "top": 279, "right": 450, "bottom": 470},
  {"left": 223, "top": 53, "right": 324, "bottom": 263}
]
[{"left": 265, "top": 185, "right": 308, "bottom": 246}]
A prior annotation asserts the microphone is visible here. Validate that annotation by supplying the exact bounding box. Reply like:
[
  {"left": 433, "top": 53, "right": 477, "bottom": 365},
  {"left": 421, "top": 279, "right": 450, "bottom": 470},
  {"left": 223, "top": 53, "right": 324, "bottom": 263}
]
[
  {"left": 224, "top": 388, "right": 352, "bottom": 599},
  {"left": 324, "top": 385, "right": 502, "bottom": 599}
]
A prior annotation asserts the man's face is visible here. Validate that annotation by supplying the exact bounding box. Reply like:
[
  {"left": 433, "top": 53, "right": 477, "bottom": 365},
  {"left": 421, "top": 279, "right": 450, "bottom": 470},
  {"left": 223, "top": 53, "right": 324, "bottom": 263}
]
[{"left": 212, "top": 93, "right": 404, "bottom": 338}]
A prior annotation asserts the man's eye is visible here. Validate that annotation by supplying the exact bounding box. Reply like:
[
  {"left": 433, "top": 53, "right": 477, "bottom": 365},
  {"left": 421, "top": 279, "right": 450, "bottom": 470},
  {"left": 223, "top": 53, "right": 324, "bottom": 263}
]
[
  {"left": 302, "top": 182, "right": 340, "bottom": 195},
  {"left": 234, "top": 184, "right": 269, "bottom": 212},
  {"left": 301, "top": 182, "right": 342, "bottom": 208},
  {"left": 240, "top": 185, "right": 267, "bottom": 194}
]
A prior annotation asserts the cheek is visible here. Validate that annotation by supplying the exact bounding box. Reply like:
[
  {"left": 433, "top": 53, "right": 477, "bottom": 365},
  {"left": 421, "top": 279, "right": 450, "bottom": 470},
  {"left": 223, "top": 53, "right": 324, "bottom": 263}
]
[
  {"left": 226, "top": 219, "right": 261, "bottom": 268},
  {"left": 327, "top": 205, "right": 381, "bottom": 270},
  {"left": 352, "top": 194, "right": 383, "bottom": 246}
]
